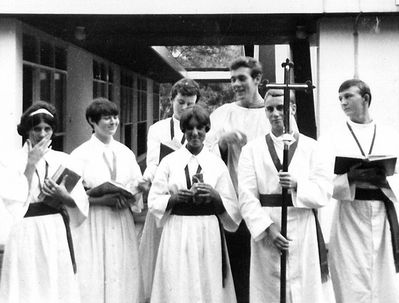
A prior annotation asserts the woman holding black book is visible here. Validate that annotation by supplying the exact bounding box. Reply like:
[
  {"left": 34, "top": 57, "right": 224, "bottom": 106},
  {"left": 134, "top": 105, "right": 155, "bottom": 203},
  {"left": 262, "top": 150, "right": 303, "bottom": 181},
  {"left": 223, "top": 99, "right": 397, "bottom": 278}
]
[
  {"left": 0, "top": 101, "right": 89, "bottom": 303},
  {"left": 71, "top": 98, "right": 144, "bottom": 303},
  {"left": 148, "top": 105, "right": 241, "bottom": 303}
]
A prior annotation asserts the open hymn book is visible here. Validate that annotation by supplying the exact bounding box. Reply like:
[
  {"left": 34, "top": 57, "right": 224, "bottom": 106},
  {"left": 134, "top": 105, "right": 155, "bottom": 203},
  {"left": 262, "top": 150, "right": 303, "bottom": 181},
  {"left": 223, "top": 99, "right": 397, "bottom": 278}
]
[
  {"left": 334, "top": 155, "right": 397, "bottom": 176},
  {"left": 38, "top": 165, "right": 81, "bottom": 201},
  {"left": 86, "top": 181, "right": 137, "bottom": 199}
]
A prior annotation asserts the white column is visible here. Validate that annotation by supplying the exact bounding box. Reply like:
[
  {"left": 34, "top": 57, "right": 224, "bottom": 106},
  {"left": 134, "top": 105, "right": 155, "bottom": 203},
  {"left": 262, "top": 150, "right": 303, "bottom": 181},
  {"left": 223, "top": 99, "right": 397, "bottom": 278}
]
[
  {"left": 0, "top": 18, "right": 23, "bottom": 245},
  {"left": 0, "top": 18, "right": 23, "bottom": 152}
]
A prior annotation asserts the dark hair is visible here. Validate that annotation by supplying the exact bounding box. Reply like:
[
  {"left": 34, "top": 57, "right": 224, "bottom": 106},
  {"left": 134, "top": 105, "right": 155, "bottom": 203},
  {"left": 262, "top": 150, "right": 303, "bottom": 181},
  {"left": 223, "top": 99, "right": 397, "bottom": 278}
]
[
  {"left": 264, "top": 89, "right": 296, "bottom": 104},
  {"left": 230, "top": 56, "right": 263, "bottom": 79},
  {"left": 85, "top": 98, "right": 119, "bottom": 128},
  {"left": 338, "top": 79, "right": 372, "bottom": 106},
  {"left": 17, "top": 101, "right": 57, "bottom": 136},
  {"left": 171, "top": 78, "right": 201, "bottom": 102},
  {"left": 180, "top": 104, "right": 211, "bottom": 133}
]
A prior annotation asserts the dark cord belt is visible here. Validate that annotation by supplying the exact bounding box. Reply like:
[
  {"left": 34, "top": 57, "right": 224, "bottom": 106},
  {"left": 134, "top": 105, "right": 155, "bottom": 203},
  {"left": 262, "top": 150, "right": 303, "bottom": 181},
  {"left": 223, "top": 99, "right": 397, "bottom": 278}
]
[
  {"left": 259, "top": 193, "right": 329, "bottom": 282},
  {"left": 355, "top": 188, "right": 399, "bottom": 272},
  {"left": 24, "top": 202, "right": 77, "bottom": 274}
]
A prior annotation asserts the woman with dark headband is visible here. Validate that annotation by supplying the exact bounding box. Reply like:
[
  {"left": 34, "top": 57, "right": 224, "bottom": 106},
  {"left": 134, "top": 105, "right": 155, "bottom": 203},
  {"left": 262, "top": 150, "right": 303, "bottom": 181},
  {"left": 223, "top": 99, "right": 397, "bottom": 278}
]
[
  {"left": 148, "top": 104, "right": 241, "bottom": 303},
  {"left": 0, "top": 101, "right": 88, "bottom": 303}
]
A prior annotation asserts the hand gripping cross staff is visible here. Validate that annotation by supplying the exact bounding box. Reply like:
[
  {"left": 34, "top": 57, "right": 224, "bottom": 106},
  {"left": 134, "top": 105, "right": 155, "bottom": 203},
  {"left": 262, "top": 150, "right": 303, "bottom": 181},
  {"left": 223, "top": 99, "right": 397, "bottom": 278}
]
[{"left": 266, "top": 59, "right": 314, "bottom": 303}]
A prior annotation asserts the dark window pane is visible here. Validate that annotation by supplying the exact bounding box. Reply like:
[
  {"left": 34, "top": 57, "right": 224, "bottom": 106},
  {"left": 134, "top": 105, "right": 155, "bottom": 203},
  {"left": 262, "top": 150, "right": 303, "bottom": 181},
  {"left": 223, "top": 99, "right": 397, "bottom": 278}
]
[
  {"left": 23, "top": 65, "right": 33, "bottom": 112},
  {"left": 55, "top": 72, "right": 66, "bottom": 132},
  {"left": 23, "top": 34, "right": 37, "bottom": 63},
  {"left": 93, "top": 81, "right": 98, "bottom": 98},
  {"left": 101, "top": 83, "right": 106, "bottom": 97},
  {"left": 93, "top": 60, "right": 101, "bottom": 80},
  {"left": 100, "top": 63, "right": 107, "bottom": 81},
  {"left": 153, "top": 93, "right": 160, "bottom": 121},
  {"left": 124, "top": 124, "right": 132, "bottom": 150},
  {"left": 109, "top": 68, "right": 113, "bottom": 83},
  {"left": 153, "top": 82, "right": 160, "bottom": 94},
  {"left": 108, "top": 84, "right": 113, "bottom": 101},
  {"left": 55, "top": 47, "right": 67, "bottom": 70},
  {"left": 40, "top": 70, "right": 51, "bottom": 102},
  {"left": 40, "top": 41, "right": 54, "bottom": 67},
  {"left": 137, "top": 121, "right": 147, "bottom": 156}
]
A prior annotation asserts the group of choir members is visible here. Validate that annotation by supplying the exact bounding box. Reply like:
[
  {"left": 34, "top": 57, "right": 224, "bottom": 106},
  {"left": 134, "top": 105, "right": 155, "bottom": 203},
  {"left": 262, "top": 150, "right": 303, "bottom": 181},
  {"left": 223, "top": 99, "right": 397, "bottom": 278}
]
[{"left": 0, "top": 57, "right": 398, "bottom": 303}]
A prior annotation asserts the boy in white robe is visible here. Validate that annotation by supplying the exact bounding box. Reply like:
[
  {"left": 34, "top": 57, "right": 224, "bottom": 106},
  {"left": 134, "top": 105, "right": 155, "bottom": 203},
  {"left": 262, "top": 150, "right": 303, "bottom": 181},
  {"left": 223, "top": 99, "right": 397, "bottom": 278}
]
[
  {"left": 321, "top": 79, "right": 399, "bottom": 303},
  {"left": 238, "top": 89, "right": 334, "bottom": 303},
  {"left": 205, "top": 57, "right": 271, "bottom": 302}
]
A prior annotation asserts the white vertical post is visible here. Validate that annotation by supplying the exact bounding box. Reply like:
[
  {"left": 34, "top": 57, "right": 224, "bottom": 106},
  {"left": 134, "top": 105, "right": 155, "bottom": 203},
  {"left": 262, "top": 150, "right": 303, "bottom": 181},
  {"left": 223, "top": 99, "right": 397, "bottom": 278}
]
[{"left": 0, "top": 18, "right": 23, "bottom": 152}]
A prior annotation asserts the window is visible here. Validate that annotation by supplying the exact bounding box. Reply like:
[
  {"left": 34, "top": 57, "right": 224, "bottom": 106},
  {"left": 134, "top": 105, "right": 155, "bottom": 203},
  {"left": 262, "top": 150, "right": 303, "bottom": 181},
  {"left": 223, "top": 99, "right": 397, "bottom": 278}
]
[
  {"left": 93, "top": 60, "right": 114, "bottom": 101},
  {"left": 120, "top": 71, "right": 149, "bottom": 157},
  {"left": 120, "top": 70, "right": 134, "bottom": 150},
  {"left": 22, "top": 33, "right": 67, "bottom": 151},
  {"left": 136, "top": 77, "right": 147, "bottom": 157},
  {"left": 153, "top": 82, "right": 160, "bottom": 124}
]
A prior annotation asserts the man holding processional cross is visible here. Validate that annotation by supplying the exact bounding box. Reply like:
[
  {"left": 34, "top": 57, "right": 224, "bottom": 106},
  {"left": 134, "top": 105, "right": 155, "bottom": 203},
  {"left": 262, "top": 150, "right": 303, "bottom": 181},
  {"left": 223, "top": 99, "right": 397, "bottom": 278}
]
[{"left": 238, "top": 60, "right": 334, "bottom": 303}]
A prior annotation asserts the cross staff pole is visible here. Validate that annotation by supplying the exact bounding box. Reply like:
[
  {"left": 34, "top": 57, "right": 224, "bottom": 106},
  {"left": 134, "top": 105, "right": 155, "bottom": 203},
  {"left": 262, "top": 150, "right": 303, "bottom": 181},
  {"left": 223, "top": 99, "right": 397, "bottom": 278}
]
[{"left": 266, "top": 58, "right": 314, "bottom": 303}]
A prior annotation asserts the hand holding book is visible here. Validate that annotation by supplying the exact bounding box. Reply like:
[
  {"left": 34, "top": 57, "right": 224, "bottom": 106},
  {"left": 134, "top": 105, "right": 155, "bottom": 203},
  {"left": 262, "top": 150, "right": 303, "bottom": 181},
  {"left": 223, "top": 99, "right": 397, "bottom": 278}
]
[{"left": 39, "top": 165, "right": 81, "bottom": 208}]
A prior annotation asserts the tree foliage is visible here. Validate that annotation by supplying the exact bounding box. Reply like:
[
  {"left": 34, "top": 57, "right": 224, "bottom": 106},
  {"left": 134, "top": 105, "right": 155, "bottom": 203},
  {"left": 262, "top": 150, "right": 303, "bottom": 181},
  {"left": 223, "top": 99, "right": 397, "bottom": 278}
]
[
  {"left": 167, "top": 45, "right": 243, "bottom": 68},
  {"left": 159, "top": 45, "right": 242, "bottom": 117}
]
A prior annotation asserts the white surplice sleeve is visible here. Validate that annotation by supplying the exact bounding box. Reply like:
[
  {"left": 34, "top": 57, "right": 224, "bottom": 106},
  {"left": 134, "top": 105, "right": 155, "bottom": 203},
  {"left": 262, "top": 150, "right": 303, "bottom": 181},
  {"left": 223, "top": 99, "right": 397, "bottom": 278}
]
[
  {"left": 148, "top": 157, "right": 173, "bottom": 227},
  {"left": 238, "top": 144, "right": 273, "bottom": 241},
  {"left": 128, "top": 151, "right": 144, "bottom": 213},
  {"left": 292, "top": 141, "right": 333, "bottom": 208},
  {"left": 54, "top": 153, "right": 89, "bottom": 228},
  {"left": 214, "top": 163, "right": 241, "bottom": 232},
  {"left": 143, "top": 122, "right": 162, "bottom": 182},
  {"left": 0, "top": 160, "right": 28, "bottom": 211}
]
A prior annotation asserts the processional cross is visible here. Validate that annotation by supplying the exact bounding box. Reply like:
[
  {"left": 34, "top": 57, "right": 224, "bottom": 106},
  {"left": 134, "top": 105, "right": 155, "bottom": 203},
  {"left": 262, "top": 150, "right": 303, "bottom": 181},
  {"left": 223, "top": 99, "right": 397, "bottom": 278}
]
[{"left": 265, "top": 58, "right": 314, "bottom": 303}]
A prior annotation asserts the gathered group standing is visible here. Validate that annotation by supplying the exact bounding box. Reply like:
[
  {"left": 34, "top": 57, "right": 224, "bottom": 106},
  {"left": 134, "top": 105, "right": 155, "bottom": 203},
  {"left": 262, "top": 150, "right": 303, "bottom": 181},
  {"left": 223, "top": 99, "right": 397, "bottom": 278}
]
[{"left": 0, "top": 56, "right": 398, "bottom": 303}]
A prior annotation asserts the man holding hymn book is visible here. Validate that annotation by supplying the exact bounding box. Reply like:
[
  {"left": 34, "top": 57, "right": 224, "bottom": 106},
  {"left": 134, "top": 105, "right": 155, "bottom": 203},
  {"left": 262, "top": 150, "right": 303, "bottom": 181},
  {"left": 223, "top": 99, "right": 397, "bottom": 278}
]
[{"left": 321, "top": 79, "right": 399, "bottom": 303}]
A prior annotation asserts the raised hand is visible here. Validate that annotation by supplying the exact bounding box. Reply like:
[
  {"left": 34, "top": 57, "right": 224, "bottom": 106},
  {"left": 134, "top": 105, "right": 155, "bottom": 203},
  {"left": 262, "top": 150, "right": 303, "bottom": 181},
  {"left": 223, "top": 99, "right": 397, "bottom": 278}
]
[
  {"left": 218, "top": 131, "right": 248, "bottom": 152},
  {"left": 27, "top": 134, "right": 52, "bottom": 167}
]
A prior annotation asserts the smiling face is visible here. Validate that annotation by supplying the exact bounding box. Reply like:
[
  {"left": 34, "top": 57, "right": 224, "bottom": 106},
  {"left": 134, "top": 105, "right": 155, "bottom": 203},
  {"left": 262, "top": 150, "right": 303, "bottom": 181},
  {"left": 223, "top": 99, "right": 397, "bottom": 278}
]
[
  {"left": 92, "top": 114, "right": 119, "bottom": 142},
  {"left": 28, "top": 120, "right": 53, "bottom": 147},
  {"left": 184, "top": 117, "right": 206, "bottom": 155},
  {"left": 230, "top": 67, "right": 260, "bottom": 107},
  {"left": 339, "top": 85, "right": 369, "bottom": 122},
  {"left": 265, "top": 95, "right": 296, "bottom": 137},
  {"left": 172, "top": 93, "right": 197, "bottom": 120}
]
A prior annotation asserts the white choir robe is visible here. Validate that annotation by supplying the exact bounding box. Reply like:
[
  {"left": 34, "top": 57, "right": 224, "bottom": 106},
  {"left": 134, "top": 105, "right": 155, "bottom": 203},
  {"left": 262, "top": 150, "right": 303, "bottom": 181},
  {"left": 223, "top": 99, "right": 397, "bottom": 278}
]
[
  {"left": 320, "top": 119, "right": 399, "bottom": 303},
  {"left": 148, "top": 147, "right": 241, "bottom": 303},
  {"left": 206, "top": 102, "right": 271, "bottom": 191},
  {"left": 140, "top": 116, "right": 184, "bottom": 301},
  {"left": 71, "top": 135, "right": 144, "bottom": 303},
  {"left": 238, "top": 133, "right": 334, "bottom": 303},
  {"left": 0, "top": 144, "right": 89, "bottom": 303}
]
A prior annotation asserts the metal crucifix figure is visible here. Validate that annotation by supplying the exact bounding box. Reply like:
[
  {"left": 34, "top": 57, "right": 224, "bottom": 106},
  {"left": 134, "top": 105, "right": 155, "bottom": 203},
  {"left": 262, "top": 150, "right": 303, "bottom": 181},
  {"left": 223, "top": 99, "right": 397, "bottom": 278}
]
[{"left": 265, "top": 58, "right": 314, "bottom": 303}]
